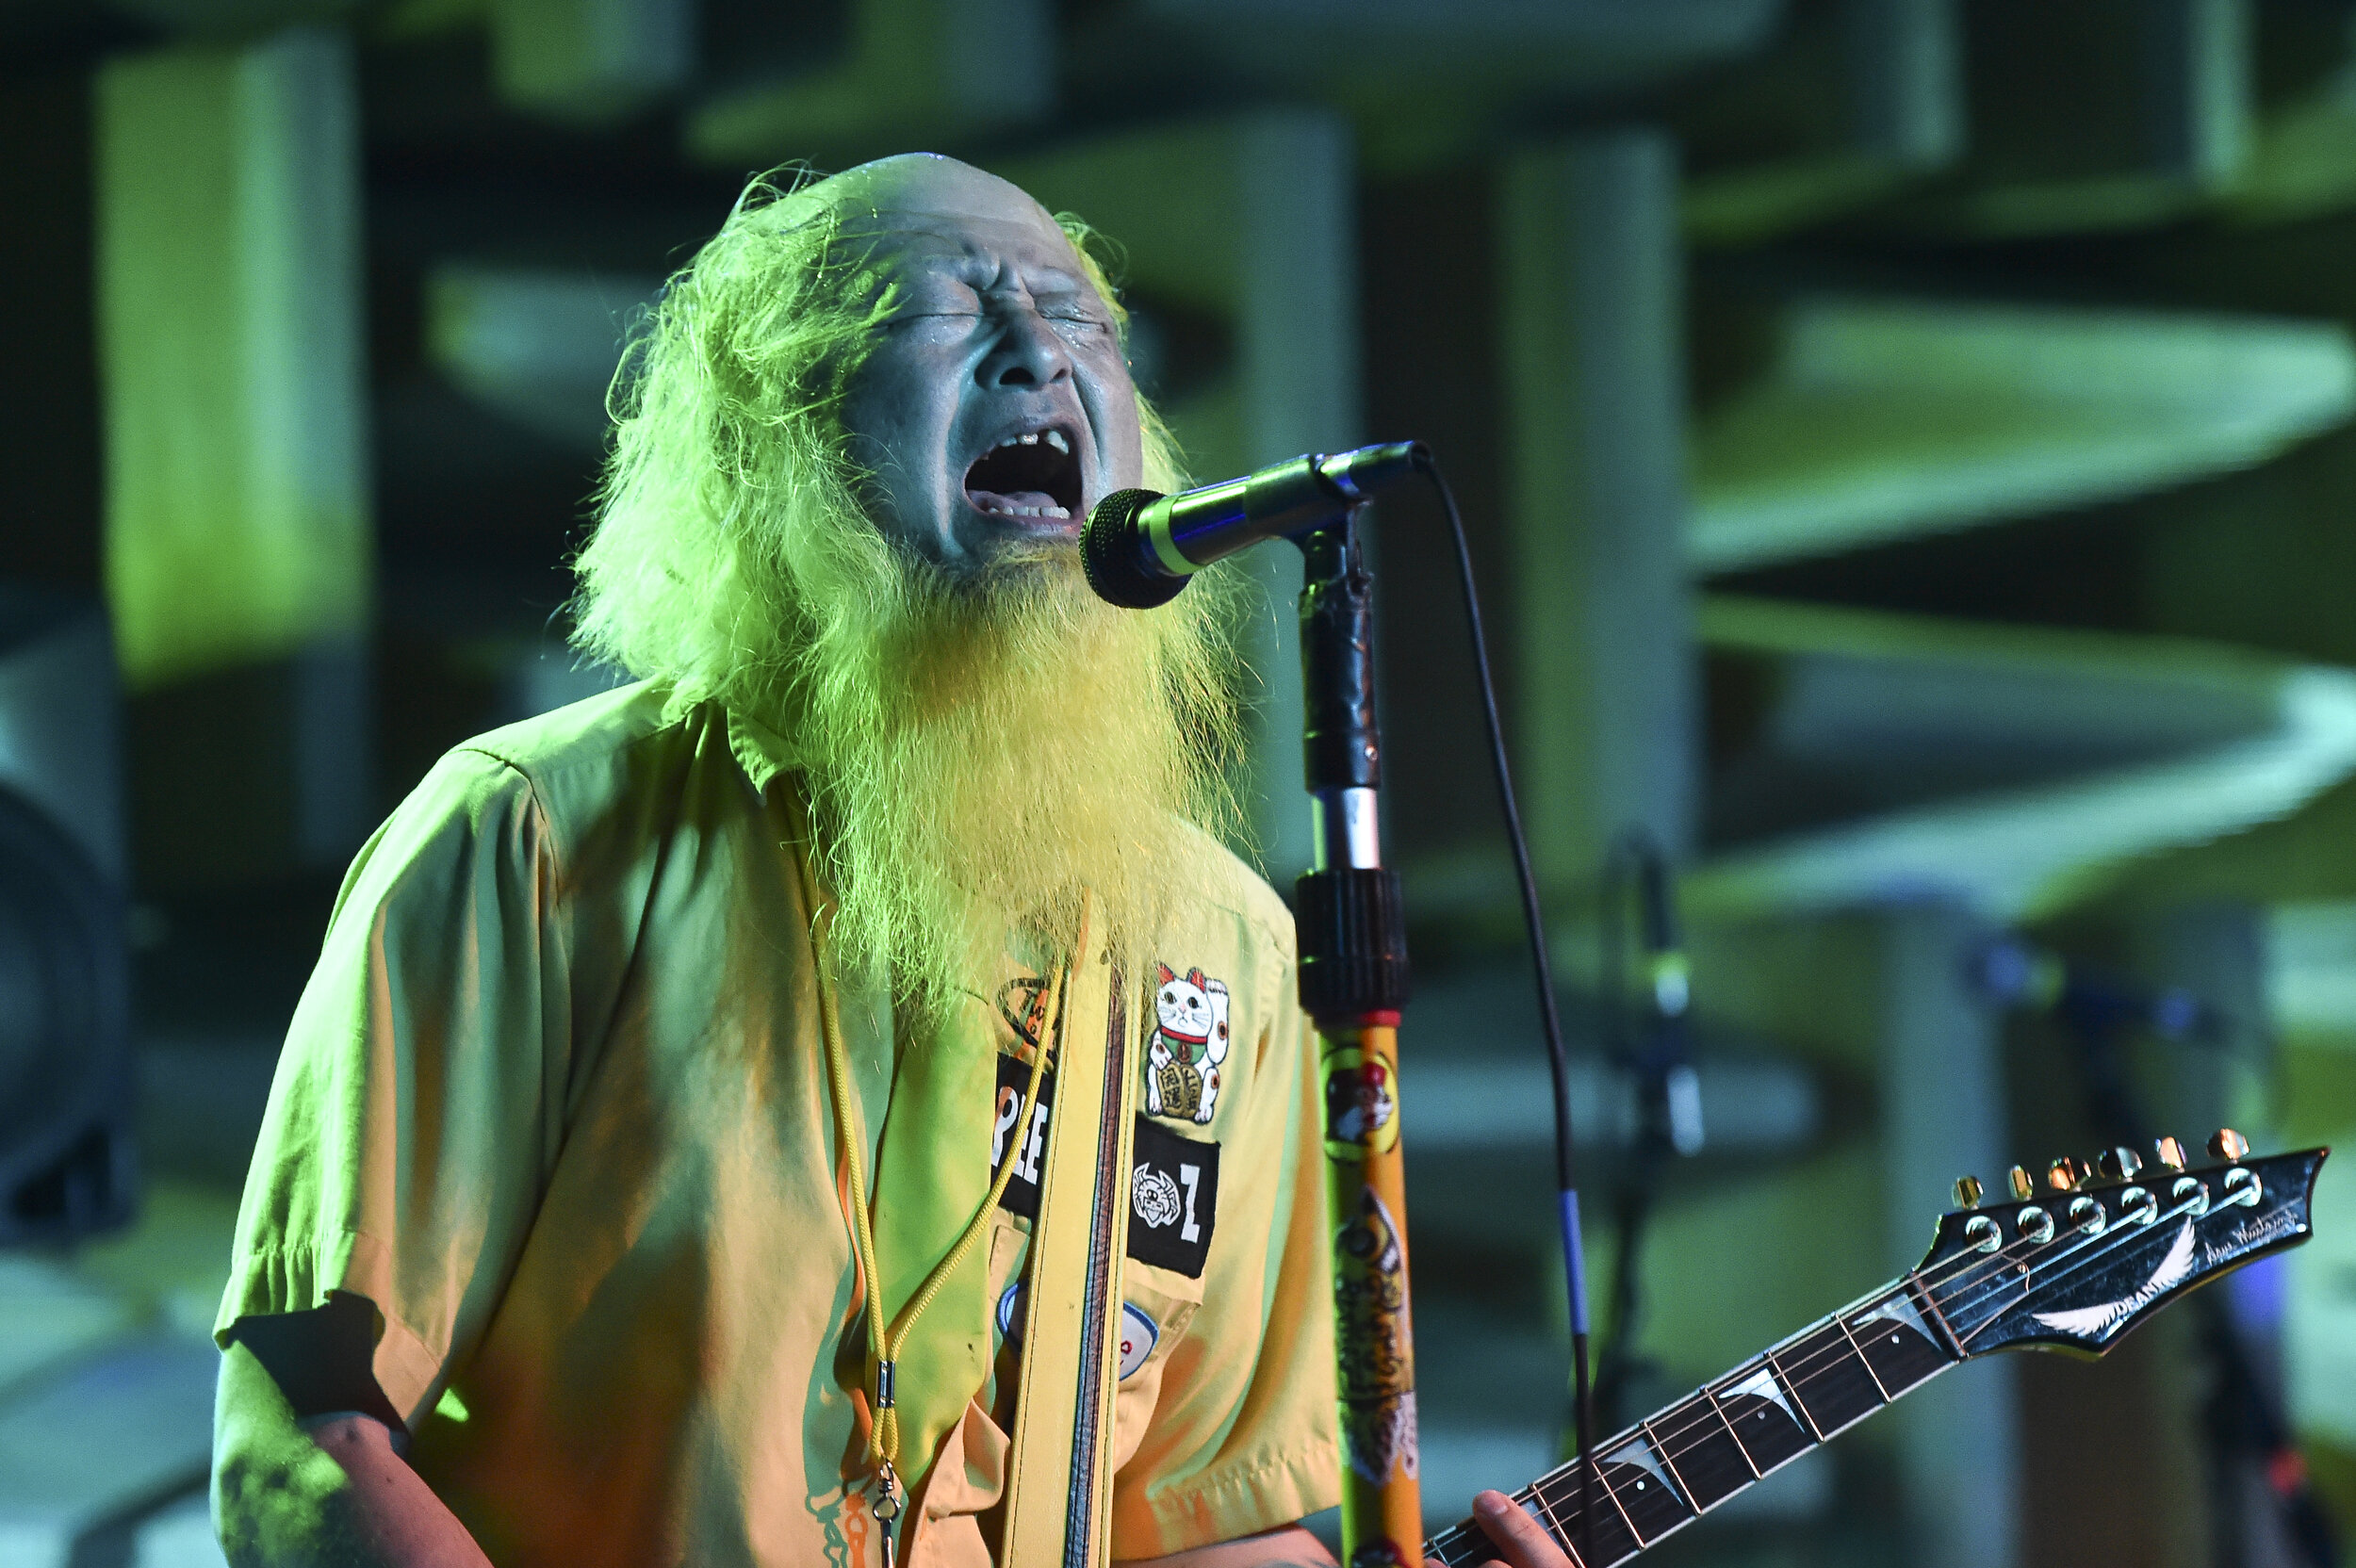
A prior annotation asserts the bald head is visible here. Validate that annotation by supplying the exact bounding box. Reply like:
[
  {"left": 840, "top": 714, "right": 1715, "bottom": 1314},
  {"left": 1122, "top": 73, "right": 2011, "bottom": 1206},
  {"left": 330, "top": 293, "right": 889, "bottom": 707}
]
[
  {"left": 812, "top": 155, "right": 1145, "bottom": 574},
  {"left": 820, "top": 153, "right": 1059, "bottom": 233}
]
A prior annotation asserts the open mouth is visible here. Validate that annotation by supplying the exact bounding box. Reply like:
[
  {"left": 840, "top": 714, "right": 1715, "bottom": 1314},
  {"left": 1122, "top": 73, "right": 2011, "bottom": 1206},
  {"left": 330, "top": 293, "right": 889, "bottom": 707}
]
[{"left": 963, "top": 427, "right": 1083, "bottom": 521}]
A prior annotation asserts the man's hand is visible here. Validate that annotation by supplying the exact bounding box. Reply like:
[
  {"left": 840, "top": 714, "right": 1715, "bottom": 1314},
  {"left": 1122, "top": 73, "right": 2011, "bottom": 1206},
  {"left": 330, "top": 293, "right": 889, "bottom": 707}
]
[
  {"left": 213, "top": 1298, "right": 492, "bottom": 1568},
  {"left": 1472, "top": 1489, "right": 1578, "bottom": 1566}
]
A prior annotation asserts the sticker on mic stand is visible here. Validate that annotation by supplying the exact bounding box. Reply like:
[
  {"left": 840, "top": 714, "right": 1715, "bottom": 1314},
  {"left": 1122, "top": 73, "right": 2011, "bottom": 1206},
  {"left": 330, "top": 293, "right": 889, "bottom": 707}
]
[{"left": 1321, "top": 1039, "right": 1399, "bottom": 1159}]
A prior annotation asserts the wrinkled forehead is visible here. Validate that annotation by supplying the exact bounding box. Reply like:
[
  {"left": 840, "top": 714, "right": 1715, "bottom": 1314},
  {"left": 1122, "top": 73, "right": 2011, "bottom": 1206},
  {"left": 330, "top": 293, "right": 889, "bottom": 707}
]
[{"left": 826, "top": 204, "right": 1093, "bottom": 302}]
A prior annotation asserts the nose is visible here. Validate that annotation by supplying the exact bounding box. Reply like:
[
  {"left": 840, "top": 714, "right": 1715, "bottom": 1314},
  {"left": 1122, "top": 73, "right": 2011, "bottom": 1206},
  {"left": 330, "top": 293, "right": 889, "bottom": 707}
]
[{"left": 979, "top": 301, "right": 1072, "bottom": 389}]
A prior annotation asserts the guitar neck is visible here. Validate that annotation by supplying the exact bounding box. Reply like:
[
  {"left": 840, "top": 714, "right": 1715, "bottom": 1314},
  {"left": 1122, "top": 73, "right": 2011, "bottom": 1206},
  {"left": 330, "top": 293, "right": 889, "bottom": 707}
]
[{"left": 1423, "top": 1271, "right": 1959, "bottom": 1567}]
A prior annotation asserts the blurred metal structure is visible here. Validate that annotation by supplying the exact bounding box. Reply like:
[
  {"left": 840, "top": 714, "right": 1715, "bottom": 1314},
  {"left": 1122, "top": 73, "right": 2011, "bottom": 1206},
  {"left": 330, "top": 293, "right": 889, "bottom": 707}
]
[
  {"left": 490, "top": 0, "right": 693, "bottom": 124},
  {"left": 1876, "top": 900, "right": 2018, "bottom": 1568},
  {"left": 1498, "top": 132, "right": 1699, "bottom": 884},
  {"left": 94, "top": 25, "right": 374, "bottom": 881},
  {"left": 0, "top": 589, "right": 132, "bottom": 1246}
]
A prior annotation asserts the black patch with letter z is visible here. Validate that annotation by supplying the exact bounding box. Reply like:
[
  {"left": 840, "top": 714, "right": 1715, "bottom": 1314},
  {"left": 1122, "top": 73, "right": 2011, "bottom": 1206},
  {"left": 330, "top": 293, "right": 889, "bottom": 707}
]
[{"left": 992, "top": 1054, "right": 1219, "bottom": 1277}]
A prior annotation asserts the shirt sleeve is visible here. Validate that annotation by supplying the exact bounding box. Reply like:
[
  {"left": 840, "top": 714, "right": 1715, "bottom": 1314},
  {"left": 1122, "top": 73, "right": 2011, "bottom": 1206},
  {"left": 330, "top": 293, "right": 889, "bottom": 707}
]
[
  {"left": 214, "top": 746, "right": 574, "bottom": 1425},
  {"left": 1108, "top": 990, "right": 1342, "bottom": 1557}
]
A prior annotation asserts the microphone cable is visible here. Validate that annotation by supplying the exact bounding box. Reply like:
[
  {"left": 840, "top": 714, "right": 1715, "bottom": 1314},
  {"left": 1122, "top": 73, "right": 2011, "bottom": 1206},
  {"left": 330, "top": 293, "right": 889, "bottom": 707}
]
[{"left": 1410, "top": 449, "right": 1596, "bottom": 1559}]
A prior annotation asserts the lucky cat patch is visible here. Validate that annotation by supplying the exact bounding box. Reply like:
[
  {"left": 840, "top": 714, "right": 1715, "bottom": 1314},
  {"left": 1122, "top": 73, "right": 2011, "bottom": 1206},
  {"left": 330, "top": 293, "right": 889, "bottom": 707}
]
[{"left": 1145, "top": 963, "right": 1231, "bottom": 1126}]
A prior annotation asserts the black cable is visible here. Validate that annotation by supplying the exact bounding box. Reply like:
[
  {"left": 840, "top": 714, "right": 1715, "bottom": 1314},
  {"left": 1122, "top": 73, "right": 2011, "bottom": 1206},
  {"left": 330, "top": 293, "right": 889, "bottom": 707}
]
[{"left": 1413, "top": 452, "right": 1595, "bottom": 1561}]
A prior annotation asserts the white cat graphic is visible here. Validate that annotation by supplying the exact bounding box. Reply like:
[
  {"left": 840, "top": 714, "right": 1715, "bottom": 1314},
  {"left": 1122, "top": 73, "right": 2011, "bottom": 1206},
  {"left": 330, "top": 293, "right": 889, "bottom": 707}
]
[{"left": 1146, "top": 964, "right": 1231, "bottom": 1125}]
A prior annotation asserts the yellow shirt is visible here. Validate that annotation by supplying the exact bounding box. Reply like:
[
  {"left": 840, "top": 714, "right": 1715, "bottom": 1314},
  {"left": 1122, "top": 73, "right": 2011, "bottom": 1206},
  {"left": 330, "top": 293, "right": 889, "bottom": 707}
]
[{"left": 217, "top": 682, "right": 1338, "bottom": 1567}]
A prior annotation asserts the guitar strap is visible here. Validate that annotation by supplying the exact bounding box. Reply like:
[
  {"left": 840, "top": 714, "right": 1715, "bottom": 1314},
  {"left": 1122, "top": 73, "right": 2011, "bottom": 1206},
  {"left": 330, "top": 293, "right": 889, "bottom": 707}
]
[{"left": 1001, "top": 890, "right": 1138, "bottom": 1568}]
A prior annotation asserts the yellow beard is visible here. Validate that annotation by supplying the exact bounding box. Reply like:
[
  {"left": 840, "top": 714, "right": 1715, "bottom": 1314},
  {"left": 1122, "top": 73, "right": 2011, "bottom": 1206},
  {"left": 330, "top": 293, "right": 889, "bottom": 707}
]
[{"left": 793, "top": 530, "right": 1238, "bottom": 1017}]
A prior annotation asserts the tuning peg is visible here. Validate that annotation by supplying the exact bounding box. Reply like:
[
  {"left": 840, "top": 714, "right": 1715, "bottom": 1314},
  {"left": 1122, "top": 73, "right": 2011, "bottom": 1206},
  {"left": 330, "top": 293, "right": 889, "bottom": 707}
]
[
  {"left": 2047, "top": 1155, "right": 2089, "bottom": 1192},
  {"left": 2208, "top": 1128, "right": 2250, "bottom": 1162},
  {"left": 2155, "top": 1136, "right": 2187, "bottom": 1172},
  {"left": 1954, "top": 1175, "right": 1983, "bottom": 1208},
  {"left": 2007, "top": 1166, "right": 2035, "bottom": 1200},
  {"left": 2097, "top": 1146, "right": 2142, "bottom": 1182}
]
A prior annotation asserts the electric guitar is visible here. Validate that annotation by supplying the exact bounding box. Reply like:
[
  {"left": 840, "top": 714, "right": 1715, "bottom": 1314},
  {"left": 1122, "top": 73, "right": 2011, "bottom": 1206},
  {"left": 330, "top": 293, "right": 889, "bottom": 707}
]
[{"left": 1426, "top": 1134, "right": 2329, "bottom": 1566}]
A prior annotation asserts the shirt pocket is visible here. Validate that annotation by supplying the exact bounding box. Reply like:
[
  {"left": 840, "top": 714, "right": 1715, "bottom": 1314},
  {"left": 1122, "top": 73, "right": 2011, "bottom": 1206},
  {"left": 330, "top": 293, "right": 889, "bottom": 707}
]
[{"left": 1107, "top": 1256, "right": 1203, "bottom": 1474}]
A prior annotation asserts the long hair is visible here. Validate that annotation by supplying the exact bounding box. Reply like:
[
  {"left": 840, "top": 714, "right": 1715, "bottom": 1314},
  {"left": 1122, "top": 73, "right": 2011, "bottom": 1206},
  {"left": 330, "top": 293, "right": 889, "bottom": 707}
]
[
  {"left": 571, "top": 170, "right": 1188, "bottom": 719},
  {"left": 568, "top": 167, "right": 1235, "bottom": 1004}
]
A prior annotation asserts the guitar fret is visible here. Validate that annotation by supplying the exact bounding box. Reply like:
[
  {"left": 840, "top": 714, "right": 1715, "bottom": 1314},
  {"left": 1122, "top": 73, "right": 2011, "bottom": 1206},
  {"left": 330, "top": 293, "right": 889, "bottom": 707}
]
[
  {"left": 1778, "top": 1321, "right": 1886, "bottom": 1437},
  {"left": 1837, "top": 1315, "right": 1893, "bottom": 1400},
  {"left": 1641, "top": 1417, "right": 1697, "bottom": 1512},
  {"left": 1532, "top": 1456, "right": 1644, "bottom": 1565},
  {"left": 1599, "top": 1428, "right": 1697, "bottom": 1544},
  {"left": 1908, "top": 1272, "right": 1967, "bottom": 1358},
  {"left": 1424, "top": 1150, "right": 2325, "bottom": 1567},
  {"left": 1713, "top": 1356, "right": 1815, "bottom": 1474},
  {"left": 1706, "top": 1390, "right": 1762, "bottom": 1478},
  {"left": 1657, "top": 1390, "right": 1757, "bottom": 1510},
  {"left": 1523, "top": 1483, "right": 1574, "bottom": 1556},
  {"left": 1847, "top": 1281, "right": 1959, "bottom": 1397}
]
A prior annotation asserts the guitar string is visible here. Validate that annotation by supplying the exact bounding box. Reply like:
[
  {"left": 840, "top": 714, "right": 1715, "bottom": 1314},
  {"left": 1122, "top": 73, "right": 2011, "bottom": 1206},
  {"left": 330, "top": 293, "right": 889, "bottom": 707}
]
[
  {"left": 1933, "top": 1177, "right": 2243, "bottom": 1332},
  {"left": 1894, "top": 1173, "right": 2212, "bottom": 1325},
  {"left": 1432, "top": 1170, "right": 2265, "bottom": 1562},
  {"left": 1953, "top": 1187, "right": 2242, "bottom": 1350},
  {"left": 1503, "top": 1180, "right": 2248, "bottom": 1561},
  {"left": 1924, "top": 1195, "right": 2179, "bottom": 1329},
  {"left": 1460, "top": 1172, "right": 2259, "bottom": 1560},
  {"left": 1510, "top": 1207, "right": 2075, "bottom": 1516}
]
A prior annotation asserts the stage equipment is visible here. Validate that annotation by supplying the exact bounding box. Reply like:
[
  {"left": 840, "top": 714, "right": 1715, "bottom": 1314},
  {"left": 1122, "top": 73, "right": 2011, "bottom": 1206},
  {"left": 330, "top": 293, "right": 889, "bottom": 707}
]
[
  {"left": 1085, "top": 447, "right": 1595, "bottom": 1567},
  {"left": 1594, "top": 831, "right": 1702, "bottom": 1432},
  {"left": 1081, "top": 442, "right": 1422, "bottom": 608},
  {"left": 1977, "top": 937, "right": 2340, "bottom": 1568},
  {"left": 1421, "top": 1137, "right": 2327, "bottom": 1565},
  {"left": 0, "top": 586, "right": 133, "bottom": 1245}
]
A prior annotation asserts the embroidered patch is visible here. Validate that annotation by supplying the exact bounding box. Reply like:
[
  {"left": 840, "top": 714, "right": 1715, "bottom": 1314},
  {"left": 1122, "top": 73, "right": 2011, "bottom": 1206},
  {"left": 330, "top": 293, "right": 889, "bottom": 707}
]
[
  {"left": 1144, "top": 963, "right": 1232, "bottom": 1126},
  {"left": 991, "top": 1054, "right": 1220, "bottom": 1277},
  {"left": 994, "top": 1283, "right": 1158, "bottom": 1380},
  {"left": 990, "top": 1052, "right": 1055, "bottom": 1221},
  {"left": 1127, "top": 1116, "right": 1219, "bottom": 1278}
]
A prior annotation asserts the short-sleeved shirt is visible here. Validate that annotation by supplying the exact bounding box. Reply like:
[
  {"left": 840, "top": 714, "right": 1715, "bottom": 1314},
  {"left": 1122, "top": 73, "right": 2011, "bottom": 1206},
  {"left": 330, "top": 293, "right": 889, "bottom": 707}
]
[{"left": 216, "top": 682, "right": 1339, "bottom": 1566}]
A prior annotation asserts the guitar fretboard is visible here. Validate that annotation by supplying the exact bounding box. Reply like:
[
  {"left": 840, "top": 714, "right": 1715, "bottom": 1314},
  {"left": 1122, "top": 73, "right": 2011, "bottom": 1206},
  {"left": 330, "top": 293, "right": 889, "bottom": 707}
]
[{"left": 1423, "top": 1273, "right": 1958, "bottom": 1567}]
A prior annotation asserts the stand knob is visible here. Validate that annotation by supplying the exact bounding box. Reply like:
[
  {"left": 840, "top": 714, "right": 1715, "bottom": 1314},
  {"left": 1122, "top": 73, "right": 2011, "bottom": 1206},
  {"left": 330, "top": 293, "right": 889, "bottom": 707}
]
[
  {"left": 1953, "top": 1175, "right": 1983, "bottom": 1209},
  {"left": 2097, "top": 1147, "right": 2141, "bottom": 1182},
  {"left": 2208, "top": 1128, "right": 2250, "bottom": 1162},
  {"left": 2007, "top": 1166, "right": 2035, "bottom": 1200},
  {"left": 2155, "top": 1136, "right": 2187, "bottom": 1171}
]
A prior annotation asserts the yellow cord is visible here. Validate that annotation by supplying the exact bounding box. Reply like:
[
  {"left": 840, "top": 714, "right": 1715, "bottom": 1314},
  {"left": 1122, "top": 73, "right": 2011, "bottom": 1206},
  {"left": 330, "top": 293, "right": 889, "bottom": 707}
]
[{"left": 794, "top": 786, "right": 1062, "bottom": 1480}]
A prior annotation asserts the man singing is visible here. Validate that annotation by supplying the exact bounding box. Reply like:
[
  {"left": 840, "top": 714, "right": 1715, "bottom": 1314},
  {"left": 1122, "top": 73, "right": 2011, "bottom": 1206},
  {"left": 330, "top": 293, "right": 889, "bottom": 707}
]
[
  {"left": 209, "top": 151, "right": 1567, "bottom": 1568},
  {"left": 208, "top": 152, "right": 1305, "bottom": 1567}
]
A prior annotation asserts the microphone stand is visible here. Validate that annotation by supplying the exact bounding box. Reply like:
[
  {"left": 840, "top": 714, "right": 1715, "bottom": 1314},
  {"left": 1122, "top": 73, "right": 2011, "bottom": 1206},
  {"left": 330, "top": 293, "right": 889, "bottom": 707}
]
[
  {"left": 1083, "top": 442, "right": 1595, "bottom": 1565},
  {"left": 1290, "top": 513, "right": 1422, "bottom": 1566}
]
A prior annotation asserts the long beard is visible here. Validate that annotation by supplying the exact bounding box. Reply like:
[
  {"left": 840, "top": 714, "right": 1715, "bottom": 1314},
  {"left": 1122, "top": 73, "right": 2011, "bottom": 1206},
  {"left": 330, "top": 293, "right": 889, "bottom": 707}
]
[{"left": 792, "top": 531, "right": 1238, "bottom": 1017}]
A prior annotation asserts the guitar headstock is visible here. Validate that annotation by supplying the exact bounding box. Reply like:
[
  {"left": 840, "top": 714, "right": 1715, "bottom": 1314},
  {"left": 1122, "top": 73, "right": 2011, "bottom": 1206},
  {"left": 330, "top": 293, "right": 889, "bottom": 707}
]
[{"left": 1916, "top": 1134, "right": 2327, "bottom": 1358}]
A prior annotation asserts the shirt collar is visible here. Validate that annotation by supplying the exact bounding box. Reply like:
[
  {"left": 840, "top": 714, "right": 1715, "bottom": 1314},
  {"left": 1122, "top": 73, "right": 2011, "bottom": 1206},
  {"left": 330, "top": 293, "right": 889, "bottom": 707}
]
[
  {"left": 660, "top": 684, "right": 804, "bottom": 792},
  {"left": 727, "top": 705, "right": 802, "bottom": 792}
]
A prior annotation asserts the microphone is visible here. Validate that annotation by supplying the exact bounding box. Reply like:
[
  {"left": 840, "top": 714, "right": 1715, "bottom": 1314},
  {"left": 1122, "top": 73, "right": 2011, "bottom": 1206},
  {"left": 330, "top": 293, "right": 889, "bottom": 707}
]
[{"left": 1081, "top": 441, "right": 1425, "bottom": 609}]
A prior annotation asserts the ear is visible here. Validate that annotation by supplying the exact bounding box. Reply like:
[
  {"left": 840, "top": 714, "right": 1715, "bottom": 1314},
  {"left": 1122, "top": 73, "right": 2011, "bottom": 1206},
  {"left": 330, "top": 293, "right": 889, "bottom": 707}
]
[
  {"left": 1187, "top": 969, "right": 1206, "bottom": 988},
  {"left": 1156, "top": 962, "right": 1175, "bottom": 984}
]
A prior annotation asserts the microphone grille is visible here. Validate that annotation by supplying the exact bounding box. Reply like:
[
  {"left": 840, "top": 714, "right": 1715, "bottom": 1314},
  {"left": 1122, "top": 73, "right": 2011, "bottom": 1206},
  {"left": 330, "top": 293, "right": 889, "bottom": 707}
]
[{"left": 1082, "top": 489, "right": 1188, "bottom": 610}]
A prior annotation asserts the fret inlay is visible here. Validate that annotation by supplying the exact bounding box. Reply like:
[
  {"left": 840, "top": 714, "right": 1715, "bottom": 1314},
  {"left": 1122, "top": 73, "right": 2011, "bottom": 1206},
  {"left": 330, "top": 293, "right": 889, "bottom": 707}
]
[
  {"left": 1648, "top": 1393, "right": 1755, "bottom": 1510},
  {"left": 1714, "top": 1361, "right": 1813, "bottom": 1473},
  {"left": 1778, "top": 1322, "right": 1886, "bottom": 1437},
  {"left": 1598, "top": 1431, "right": 1695, "bottom": 1544},
  {"left": 1849, "top": 1286, "right": 1956, "bottom": 1396},
  {"left": 1422, "top": 1268, "right": 1979, "bottom": 1565}
]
